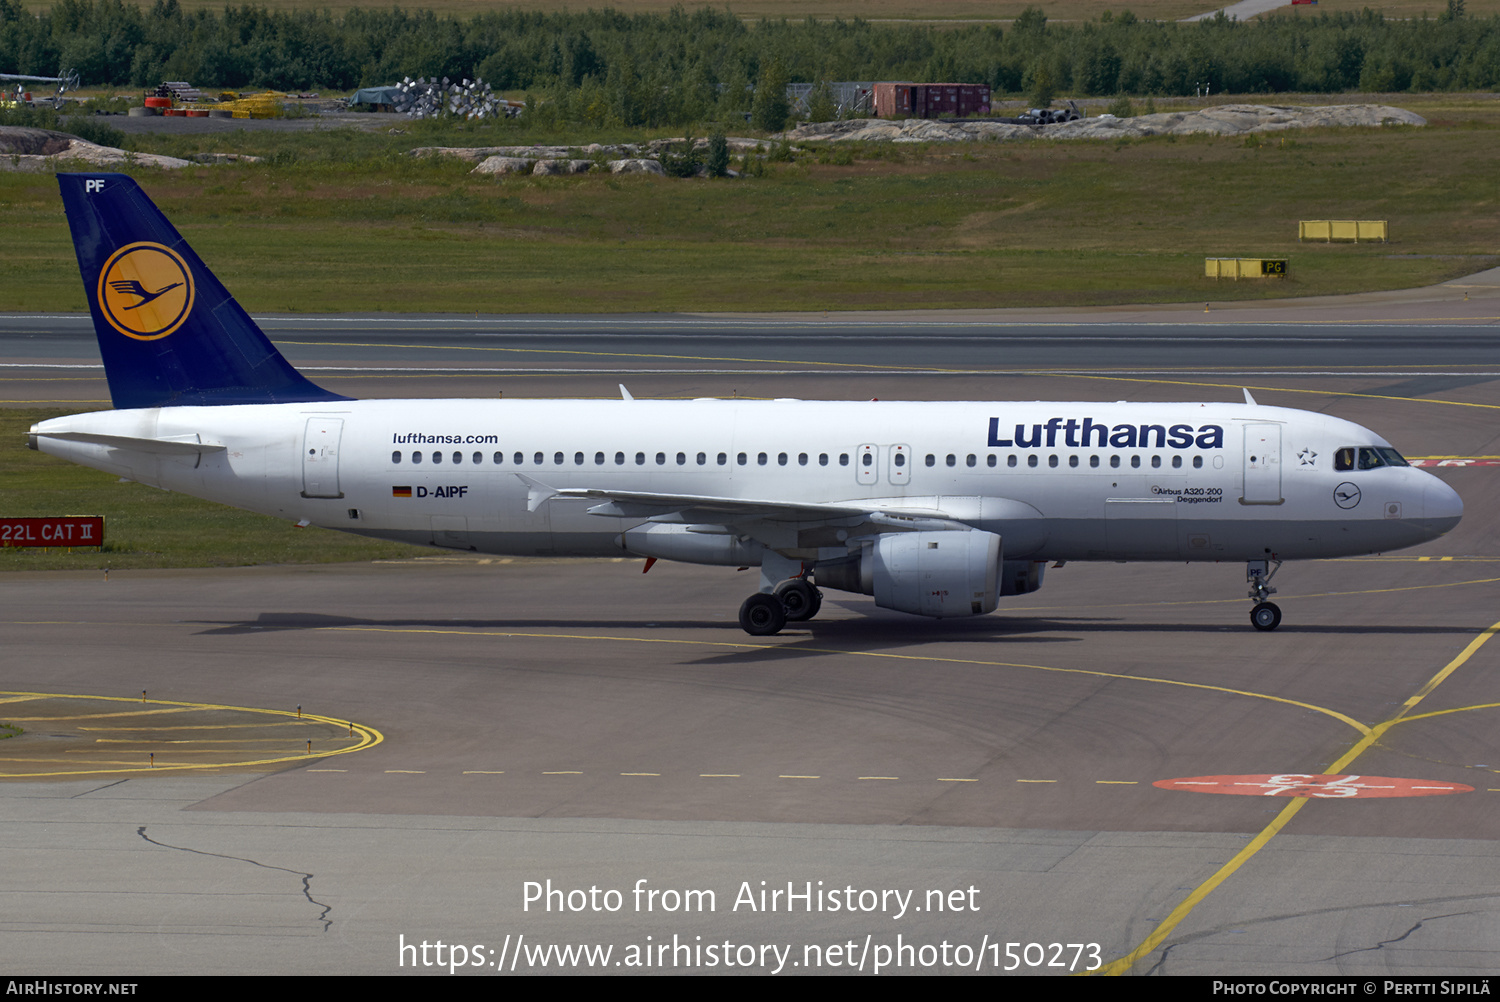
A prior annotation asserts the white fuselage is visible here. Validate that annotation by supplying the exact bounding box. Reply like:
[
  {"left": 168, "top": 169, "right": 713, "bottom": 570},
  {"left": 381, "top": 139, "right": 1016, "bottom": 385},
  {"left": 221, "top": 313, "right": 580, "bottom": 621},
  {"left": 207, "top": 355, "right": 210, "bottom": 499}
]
[{"left": 32, "top": 398, "right": 1461, "bottom": 566}]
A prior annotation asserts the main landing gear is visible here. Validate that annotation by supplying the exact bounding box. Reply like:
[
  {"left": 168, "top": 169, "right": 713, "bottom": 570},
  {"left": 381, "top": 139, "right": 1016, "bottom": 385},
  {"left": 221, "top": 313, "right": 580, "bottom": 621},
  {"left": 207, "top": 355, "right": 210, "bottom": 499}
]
[
  {"left": 739, "top": 559, "right": 823, "bottom": 636},
  {"left": 1247, "top": 558, "right": 1282, "bottom": 631}
]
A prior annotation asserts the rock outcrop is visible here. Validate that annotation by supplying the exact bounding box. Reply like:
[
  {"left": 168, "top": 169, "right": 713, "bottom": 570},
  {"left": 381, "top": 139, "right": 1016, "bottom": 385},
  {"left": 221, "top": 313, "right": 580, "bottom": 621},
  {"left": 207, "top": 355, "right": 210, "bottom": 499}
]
[{"left": 781, "top": 104, "right": 1426, "bottom": 144}]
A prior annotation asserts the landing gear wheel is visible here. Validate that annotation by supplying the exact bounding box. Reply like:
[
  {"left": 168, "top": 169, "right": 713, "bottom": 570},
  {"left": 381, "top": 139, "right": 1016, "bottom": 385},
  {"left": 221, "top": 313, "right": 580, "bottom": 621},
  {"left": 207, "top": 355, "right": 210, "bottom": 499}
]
[
  {"left": 739, "top": 593, "right": 787, "bottom": 636},
  {"left": 1250, "top": 602, "right": 1282, "bottom": 632},
  {"left": 774, "top": 579, "right": 822, "bottom": 622}
]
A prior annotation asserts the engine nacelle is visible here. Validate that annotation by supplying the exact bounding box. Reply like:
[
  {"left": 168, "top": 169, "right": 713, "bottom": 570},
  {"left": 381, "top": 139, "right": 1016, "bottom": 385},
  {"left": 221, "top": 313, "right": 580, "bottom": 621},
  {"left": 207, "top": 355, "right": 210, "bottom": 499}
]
[{"left": 817, "top": 529, "right": 1003, "bottom": 618}]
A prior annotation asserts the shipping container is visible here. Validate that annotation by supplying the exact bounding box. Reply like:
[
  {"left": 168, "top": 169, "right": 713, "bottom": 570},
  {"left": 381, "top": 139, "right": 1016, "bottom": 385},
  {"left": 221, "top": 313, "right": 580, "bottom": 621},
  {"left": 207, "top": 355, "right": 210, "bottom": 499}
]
[{"left": 872, "top": 82, "right": 990, "bottom": 119}]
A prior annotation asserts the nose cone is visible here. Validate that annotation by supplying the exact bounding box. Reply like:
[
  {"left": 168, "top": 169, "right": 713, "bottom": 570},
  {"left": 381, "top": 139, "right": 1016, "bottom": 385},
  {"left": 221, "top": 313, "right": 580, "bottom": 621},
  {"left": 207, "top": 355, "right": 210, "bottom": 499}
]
[{"left": 1421, "top": 476, "right": 1463, "bottom": 536}]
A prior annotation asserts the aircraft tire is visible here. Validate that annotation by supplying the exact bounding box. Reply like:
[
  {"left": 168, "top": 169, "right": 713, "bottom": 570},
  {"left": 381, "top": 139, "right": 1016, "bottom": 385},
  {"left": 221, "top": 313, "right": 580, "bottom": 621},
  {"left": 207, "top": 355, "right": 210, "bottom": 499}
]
[
  {"left": 1250, "top": 602, "right": 1282, "bottom": 631},
  {"left": 775, "top": 580, "right": 821, "bottom": 621},
  {"left": 740, "top": 594, "right": 787, "bottom": 636}
]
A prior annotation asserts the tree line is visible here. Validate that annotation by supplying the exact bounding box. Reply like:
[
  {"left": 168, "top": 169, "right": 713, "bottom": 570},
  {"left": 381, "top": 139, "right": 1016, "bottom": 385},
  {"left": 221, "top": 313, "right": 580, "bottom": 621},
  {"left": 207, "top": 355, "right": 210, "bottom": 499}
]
[{"left": 3, "top": 0, "right": 1497, "bottom": 126}]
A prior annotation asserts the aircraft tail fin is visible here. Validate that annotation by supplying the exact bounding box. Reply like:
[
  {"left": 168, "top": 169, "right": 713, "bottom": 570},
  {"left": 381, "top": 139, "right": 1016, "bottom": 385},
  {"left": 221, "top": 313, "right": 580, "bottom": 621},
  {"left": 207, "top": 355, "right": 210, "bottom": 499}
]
[{"left": 57, "top": 173, "right": 348, "bottom": 409}]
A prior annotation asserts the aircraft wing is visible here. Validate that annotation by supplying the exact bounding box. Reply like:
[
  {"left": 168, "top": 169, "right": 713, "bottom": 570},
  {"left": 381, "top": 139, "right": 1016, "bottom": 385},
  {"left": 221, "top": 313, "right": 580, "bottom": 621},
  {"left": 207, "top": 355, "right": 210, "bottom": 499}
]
[{"left": 515, "top": 475, "right": 991, "bottom": 532}]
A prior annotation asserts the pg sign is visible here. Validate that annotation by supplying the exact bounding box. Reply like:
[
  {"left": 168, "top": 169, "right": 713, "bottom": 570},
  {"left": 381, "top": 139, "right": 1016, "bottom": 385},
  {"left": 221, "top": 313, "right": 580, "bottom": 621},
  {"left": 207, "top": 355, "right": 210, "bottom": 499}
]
[{"left": 0, "top": 517, "right": 105, "bottom": 548}]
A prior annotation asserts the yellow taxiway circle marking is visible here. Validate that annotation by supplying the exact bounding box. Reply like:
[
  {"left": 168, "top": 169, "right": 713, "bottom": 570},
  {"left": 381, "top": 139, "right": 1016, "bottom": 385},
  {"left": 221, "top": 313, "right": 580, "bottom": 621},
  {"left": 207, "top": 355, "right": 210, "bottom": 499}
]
[{"left": 0, "top": 691, "right": 381, "bottom": 779}]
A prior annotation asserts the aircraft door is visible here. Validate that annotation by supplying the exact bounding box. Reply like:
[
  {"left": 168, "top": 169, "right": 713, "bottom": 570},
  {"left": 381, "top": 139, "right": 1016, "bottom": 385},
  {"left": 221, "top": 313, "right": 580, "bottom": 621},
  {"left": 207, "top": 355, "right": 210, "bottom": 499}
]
[
  {"left": 1242, "top": 424, "right": 1283, "bottom": 504},
  {"left": 301, "top": 417, "right": 344, "bottom": 499},
  {"left": 856, "top": 444, "right": 878, "bottom": 485},
  {"left": 888, "top": 444, "right": 910, "bottom": 485}
]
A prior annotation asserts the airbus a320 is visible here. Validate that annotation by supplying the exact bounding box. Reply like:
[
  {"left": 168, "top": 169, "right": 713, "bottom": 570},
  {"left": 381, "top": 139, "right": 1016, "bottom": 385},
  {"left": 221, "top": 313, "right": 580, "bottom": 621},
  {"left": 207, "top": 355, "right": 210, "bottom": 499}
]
[{"left": 29, "top": 174, "right": 1463, "bottom": 635}]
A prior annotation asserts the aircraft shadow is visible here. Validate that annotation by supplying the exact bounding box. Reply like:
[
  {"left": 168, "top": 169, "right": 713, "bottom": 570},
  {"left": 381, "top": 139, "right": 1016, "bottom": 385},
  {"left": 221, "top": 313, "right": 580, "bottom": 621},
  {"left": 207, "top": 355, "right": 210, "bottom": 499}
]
[{"left": 189, "top": 611, "right": 1477, "bottom": 644}]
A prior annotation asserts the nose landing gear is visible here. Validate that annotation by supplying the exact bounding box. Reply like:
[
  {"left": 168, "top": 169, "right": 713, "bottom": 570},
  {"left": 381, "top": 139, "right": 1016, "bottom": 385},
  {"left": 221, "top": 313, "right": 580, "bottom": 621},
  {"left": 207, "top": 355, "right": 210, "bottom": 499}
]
[{"left": 1247, "top": 558, "right": 1282, "bottom": 631}]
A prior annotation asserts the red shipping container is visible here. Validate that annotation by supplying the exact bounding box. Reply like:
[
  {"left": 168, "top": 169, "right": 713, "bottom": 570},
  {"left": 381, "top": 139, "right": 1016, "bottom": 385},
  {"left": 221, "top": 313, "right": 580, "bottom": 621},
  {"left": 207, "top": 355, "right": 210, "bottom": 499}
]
[{"left": 873, "top": 82, "right": 990, "bottom": 119}]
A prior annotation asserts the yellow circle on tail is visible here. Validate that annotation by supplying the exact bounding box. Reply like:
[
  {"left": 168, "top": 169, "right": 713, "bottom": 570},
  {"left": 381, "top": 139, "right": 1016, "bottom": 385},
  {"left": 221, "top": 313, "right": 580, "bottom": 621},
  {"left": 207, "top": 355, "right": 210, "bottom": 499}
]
[{"left": 97, "top": 242, "right": 195, "bottom": 341}]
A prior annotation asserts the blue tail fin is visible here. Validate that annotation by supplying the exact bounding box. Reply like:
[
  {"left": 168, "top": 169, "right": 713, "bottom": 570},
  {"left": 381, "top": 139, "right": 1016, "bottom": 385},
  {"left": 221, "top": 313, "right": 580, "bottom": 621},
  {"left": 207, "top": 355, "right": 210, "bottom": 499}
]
[{"left": 58, "top": 173, "right": 348, "bottom": 409}]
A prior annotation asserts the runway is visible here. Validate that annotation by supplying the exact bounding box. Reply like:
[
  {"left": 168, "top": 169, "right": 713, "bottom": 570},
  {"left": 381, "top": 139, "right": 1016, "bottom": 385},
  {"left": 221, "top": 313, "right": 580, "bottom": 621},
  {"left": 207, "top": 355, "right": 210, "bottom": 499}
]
[{"left": 2, "top": 292, "right": 1499, "bottom": 975}]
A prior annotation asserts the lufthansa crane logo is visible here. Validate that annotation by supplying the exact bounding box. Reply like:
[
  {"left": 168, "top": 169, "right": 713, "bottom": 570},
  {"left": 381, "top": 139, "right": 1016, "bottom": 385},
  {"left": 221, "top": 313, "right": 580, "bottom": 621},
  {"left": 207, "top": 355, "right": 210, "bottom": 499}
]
[{"left": 96, "top": 242, "right": 195, "bottom": 341}]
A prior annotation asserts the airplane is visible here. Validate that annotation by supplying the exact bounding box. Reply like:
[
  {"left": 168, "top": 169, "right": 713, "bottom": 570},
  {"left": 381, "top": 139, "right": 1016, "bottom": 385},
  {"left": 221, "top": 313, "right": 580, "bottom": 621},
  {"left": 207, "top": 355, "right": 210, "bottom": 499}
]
[{"left": 28, "top": 173, "right": 1463, "bottom": 636}]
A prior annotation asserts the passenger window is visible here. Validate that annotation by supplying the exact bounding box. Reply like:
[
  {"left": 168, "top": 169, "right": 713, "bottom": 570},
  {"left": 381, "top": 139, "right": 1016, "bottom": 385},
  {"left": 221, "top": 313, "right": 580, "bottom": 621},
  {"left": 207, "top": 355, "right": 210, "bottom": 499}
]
[
  {"left": 697, "top": 452, "right": 706, "bottom": 465},
  {"left": 473, "top": 451, "right": 482, "bottom": 464},
  {"left": 615, "top": 452, "right": 625, "bottom": 465},
  {"left": 1008, "top": 455, "right": 1017, "bottom": 468},
  {"left": 966, "top": 454, "right": 976, "bottom": 467},
  {"left": 1090, "top": 456, "right": 1099, "bottom": 468},
  {"left": 636, "top": 452, "right": 646, "bottom": 465},
  {"left": 1110, "top": 456, "right": 1120, "bottom": 468},
  {"left": 861, "top": 453, "right": 872, "bottom": 467},
  {"left": 413, "top": 452, "right": 422, "bottom": 464},
  {"left": 554, "top": 452, "right": 564, "bottom": 465},
  {"left": 514, "top": 452, "right": 523, "bottom": 465},
  {"left": 1193, "top": 456, "right": 1202, "bottom": 469},
  {"left": 1130, "top": 456, "right": 1140, "bottom": 468},
  {"left": 676, "top": 452, "right": 686, "bottom": 465},
  {"left": 738, "top": 453, "right": 747, "bottom": 465},
  {"left": 1048, "top": 455, "right": 1058, "bottom": 468},
  {"left": 777, "top": 453, "right": 787, "bottom": 466},
  {"left": 839, "top": 454, "right": 849, "bottom": 466},
  {"left": 894, "top": 453, "right": 906, "bottom": 468},
  {"left": 1068, "top": 455, "right": 1078, "bottom": 468},
  {"left": 945, "top": 454, "right": 956, "bottom": 467},
  {"left": 656, "top": 452, "right": 666, "bottom": 465},
  {"left": 392, "top": 451, "right": 401, "bottom": 464},
  {"left": 433, "top": 451, "right": 443, "bottom": 464},
  {"left": 574, "top": 452, "right": 584, "bottom": 465},
  {"left": 798, "top": 453, "right": 808, "bottom": 466},
  {"left": 494, "top": 452, "right": 504, "bottom": 465},
  {"left": 988, "top": 455, "right": 997, "bottom": 468},
  {"left": 1171, "top": 456, "right": 1181, "bottom": 469},
  {"left": 818, "top": 454, "right": 828, "bottom": 466},
  {"left": 533, "top": 452, "right": 543, "bottom": 465},
  {"left": 1150, "top": 456, "right": 1160, "bottom": 468},
  {"left": 1027, "top": 455, "right": 1038, "bottom": 468},
  {"left": 758, "top": 452, "right": 768, "bottom": 466},
  {"left": 926, "top": 454, "right": 936, "bottom": 467},
  {"left": 718, "top": 453, "right": 728, "bottom": 465},
  {"left": 595, "top": 452, "right": 605, "bottom": 465}
]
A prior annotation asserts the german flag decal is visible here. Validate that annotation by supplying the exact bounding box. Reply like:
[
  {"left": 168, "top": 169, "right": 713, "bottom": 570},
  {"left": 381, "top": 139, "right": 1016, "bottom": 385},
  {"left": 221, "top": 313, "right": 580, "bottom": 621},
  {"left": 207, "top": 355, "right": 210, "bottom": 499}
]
[{"left": 392, "top": 486, "right": 412, "bottom": 498}]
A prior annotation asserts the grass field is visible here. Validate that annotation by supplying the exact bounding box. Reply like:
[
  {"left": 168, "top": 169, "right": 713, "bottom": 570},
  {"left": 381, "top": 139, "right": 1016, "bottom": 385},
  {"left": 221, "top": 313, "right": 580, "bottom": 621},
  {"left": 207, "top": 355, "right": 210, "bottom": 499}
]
[{"left": 4, "top": 101, "right": 1497, "bottom": 316}]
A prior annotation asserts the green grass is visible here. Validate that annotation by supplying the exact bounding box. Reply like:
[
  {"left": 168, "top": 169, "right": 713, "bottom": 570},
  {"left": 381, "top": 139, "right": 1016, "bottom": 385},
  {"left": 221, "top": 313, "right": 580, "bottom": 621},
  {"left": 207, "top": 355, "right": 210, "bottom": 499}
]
[
  {"left": 5, "top": 109, "right": 1498, "bottom": 314},
  {"left": 1, "top": 409, "right": 429, "bottom": 571}
]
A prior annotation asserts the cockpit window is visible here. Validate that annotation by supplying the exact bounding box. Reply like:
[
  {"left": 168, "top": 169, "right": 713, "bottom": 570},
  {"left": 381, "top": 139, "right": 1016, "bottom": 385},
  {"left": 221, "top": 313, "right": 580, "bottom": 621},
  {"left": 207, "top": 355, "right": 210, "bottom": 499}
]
[
  {"left": 1358, "top": 447, "right": 1409, "bottom": 470},
  {"left": 1337, "top": 446, "right": 1409, "bottom": 471}
]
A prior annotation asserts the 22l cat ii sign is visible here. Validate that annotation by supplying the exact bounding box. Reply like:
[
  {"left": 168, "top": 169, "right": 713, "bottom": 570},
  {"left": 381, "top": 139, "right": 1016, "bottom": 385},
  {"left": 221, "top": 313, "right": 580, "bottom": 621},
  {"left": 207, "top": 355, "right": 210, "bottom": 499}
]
[{"left": 0, "top": 517, "right": 104, "bottom": 547}]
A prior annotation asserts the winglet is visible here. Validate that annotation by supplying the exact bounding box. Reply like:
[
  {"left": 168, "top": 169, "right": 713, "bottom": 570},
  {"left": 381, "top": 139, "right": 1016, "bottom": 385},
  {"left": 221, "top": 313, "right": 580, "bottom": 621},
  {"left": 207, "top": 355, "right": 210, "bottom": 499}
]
[
  {"left": 1243, "top": 388, "right": 1258, "bottom": 406},
  {"left": 619, "top": 384, "right": 634, "bottom": 401}
]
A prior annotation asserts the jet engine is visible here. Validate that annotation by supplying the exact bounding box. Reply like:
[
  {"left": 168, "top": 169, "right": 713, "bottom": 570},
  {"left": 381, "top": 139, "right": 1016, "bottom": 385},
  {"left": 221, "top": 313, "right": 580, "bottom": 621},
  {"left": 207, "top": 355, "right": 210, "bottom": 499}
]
[{"left": 816, "top": 529, "right": 1003, "bottom": 618}]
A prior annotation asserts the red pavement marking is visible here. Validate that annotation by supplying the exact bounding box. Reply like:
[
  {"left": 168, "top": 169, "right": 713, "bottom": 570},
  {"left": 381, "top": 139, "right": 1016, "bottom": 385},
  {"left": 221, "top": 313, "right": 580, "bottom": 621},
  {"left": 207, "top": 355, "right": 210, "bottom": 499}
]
[{"left": 1154, "top": 774, "right": 1474, "bottom": 799}]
